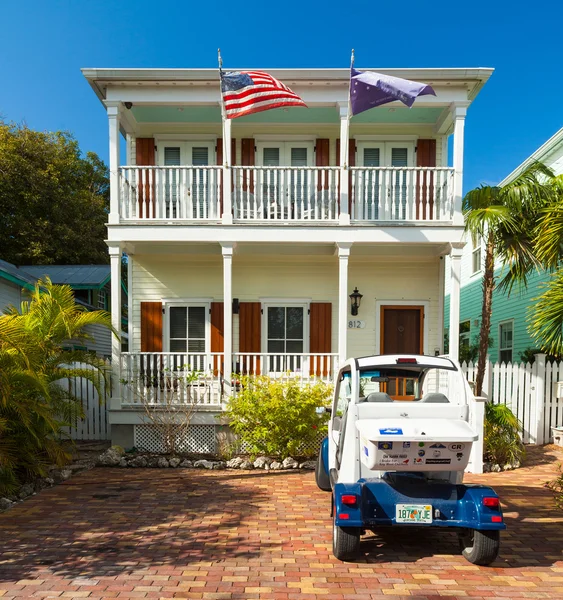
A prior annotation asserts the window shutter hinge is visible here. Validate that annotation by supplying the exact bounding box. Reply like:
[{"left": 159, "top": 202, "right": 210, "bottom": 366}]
[
  {"left": 154, "top": 145, "right": 157, "bottom": 152},
  {"left": 261, "top": 308, "right": 263, "bottom": 314},
  {"left": 162, "top": 307, "right": 165, "bottom": 314},
  {"left": 308, "top": 308, "right": 311, "bottom": 315},
  {"left": 209, "top": 308, "right": 212, "bottom": 315}
]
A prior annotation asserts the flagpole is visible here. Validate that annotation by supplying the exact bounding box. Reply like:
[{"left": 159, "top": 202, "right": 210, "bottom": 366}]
[
  {"left": 348, "top": 48, "right": 355, "bottom": 125},
  {"left": 218, "top": 48, "right": 226, "bottom": 160}
]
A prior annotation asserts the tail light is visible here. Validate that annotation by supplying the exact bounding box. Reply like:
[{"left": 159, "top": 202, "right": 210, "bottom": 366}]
[
  {"left": 482, "top": 497, "right": 500, "bottom": 509},
  {"left": 341, "top": 494, "right": 358, "bottom": 506}
]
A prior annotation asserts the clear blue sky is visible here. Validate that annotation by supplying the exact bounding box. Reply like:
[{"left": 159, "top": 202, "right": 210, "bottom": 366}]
[{"left": 1, "top": 0, "right": 562, "bottom": 192}]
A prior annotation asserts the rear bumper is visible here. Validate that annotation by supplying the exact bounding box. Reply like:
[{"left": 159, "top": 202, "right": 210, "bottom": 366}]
[{"left": 334, "top": 475, "right": 506, "bottom": 531}]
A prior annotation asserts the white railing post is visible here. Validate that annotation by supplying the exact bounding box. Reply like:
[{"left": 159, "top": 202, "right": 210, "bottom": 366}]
[
  {"left": 532, "top": 353, "right": 547, "bottom": 445},
  {"left": 107, "top": 102, "right": 121, "bottom": 225},
  {"left": 222, "top": 119, "right": 233, "bottom": 225},
  {"left": 482, "top": 355, "right": 492, "bottom": 401},
  {"left": 338, "top": 103, "right": 351, "bottom": 225}
]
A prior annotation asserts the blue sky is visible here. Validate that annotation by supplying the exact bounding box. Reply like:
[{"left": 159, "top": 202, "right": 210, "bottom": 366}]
[{"left": 1, "top": 0, "right": 562, "bottom": 192}]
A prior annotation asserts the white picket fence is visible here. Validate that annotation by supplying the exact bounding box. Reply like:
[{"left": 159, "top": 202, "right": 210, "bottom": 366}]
[
  {"left": 59, "top": 362, "right": 111, "bottom": 441},
  {"left": 461, "top": 354, "right": 563, "bottom": 445}
]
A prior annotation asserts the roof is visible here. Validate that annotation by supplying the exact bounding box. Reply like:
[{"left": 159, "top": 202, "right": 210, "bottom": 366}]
[
  {"left": 20, "top": 265, "right": 111, "bottom": 288},
  {"left": 0, "top": 259, "right": 39, "bottom": 289},
  {"left": 82, "top": 67, "right": 494, "bottom": 105},
  {"left": 500, "top": 125, "right": 563, "bottom": 186}
]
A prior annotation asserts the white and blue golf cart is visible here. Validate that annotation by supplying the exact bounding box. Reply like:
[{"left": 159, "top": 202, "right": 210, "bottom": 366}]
[{"left": 315, "top": 354, "right": 505, "bottom": 565}]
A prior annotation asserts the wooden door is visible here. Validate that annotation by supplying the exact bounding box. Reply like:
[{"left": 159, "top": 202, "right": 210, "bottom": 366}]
[{"left": 380, "top": 305, "right": 424, "bottom": 400}]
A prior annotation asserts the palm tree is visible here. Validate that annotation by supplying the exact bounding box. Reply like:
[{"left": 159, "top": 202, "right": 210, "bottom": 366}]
[
  {"left": 0, "top": 278, "right": 115, "bottom": 494},
  {"left": 462, "top": 163, "right": 554, "bottom": 395}
]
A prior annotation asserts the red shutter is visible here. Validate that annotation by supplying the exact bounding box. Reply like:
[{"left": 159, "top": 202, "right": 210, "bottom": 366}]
[
  {"left": 241, "top": 138, "right": 255, "bottom": 193},
  {"left": 140, "top": 302, "right": 162, "bottom": 352},
  {"left": 309, "top": 303, "right": 332, "bottom": 376},
  {"left": 211, "top": 301, "right": 224, "bottom": 375},
  {"left": 336, "top": 139, "right": 356, "bottom": 212},
  {"left": 416, "top": 139, "right": 436, "bottom": 220},
  {"left": 135, "top": 138, "right": 156, "bottom": 219},
  {"left": 316, "top": 138, "right": 330, "bottom": 190},
  {"left": 238, "top": 302, "right": 261, "bottom": 374}
]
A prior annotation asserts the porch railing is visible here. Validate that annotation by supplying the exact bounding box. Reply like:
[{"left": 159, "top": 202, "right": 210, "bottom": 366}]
[
  {"left": 232, "top": 166, "right": 340, "bottom": 221},
  {"left": 232, "top": 352, "right": 338, "bottom": 385},
  {"left": 350, "top": 167, "right": 455, "bottom": 222},
  {"left": 119, "top": 166, "right": 222, "bottom": 221},
  {"left": 120, "top": 352, "right": 224, "bottom": 406}
]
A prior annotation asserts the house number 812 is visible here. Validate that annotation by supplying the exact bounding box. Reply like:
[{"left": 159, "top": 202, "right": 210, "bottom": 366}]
[{"left": 348, "top": 320, "right": 365, "bottom": 329}]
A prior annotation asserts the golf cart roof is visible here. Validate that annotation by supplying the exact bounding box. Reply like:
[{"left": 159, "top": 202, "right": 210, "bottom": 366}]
[{"left": 352, "top": 355, "right": 458, "bottom": 371}]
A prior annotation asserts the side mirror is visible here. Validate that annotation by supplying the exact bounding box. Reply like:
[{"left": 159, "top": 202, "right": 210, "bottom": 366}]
[{"left": 315, "top": 406, "right": 332, "bottom": 415}]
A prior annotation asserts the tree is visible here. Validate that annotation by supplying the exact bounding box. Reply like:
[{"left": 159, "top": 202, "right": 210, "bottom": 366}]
[
  {"left": 0, "top": 278, "right": 114, "bottom": 494},
  {"left": 462, "top": 164, "right": 554, "bottom": 395},
  {"left": 0, "top": 121, "right": 109, "bottom": 265}
]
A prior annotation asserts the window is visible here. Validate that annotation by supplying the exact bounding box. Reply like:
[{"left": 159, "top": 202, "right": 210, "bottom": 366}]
[
  {"left": 472, "top": 238, "right": 482, "bottom": 274},
  {"left": 460, "top": 320, "right": 471, "bottom": 356},
  {"left": 166, "top": 304, "right": 209, "bottom": 370},
  {"left": 499, "top": 321, "right": 513, "bottom": 364},
  {"left": 97, "top": 289, "right": 107, "bottom": 310},
  {"left": 264, "top": 304, "right": 307, "bottom": 371}
]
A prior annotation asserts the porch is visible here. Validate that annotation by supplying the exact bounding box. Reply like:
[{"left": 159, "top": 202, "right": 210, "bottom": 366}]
[{"left": 119, "top": 351, "right": 339, "bottom": 406}]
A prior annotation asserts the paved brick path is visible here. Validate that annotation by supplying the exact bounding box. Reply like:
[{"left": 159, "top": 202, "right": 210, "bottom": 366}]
[{"left": 0, "top": 446, "right": 562, "bottom": 600}]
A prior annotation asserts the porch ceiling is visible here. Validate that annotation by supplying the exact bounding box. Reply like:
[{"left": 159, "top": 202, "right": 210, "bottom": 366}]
[{"left": 130, "top": 105, "right": 444, "bottom": 125}]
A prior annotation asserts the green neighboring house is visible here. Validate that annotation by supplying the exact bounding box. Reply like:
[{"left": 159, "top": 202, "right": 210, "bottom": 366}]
[
  {"left": 445, "top": 126, "right": 563, "bottom": 364},
  {"left": 0, "top": 261, "right": 128, "bottom": 357}
]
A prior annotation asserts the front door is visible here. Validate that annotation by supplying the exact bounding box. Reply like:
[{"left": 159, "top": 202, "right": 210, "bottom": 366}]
[{"left": 380, "top": 305, "right": 424, "bottom": 400}]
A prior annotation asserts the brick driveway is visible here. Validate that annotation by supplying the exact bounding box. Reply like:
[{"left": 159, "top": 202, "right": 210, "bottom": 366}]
[{"left": 0, "top": 447, "right": 562, "bottom": 600}]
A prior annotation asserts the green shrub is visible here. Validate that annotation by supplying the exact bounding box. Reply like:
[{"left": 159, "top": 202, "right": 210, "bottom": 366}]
[
  {"left": 546, "top": 464, "right": 563, "bottom": 510},
  {"left": 225, "top": 376, "right": 332, "bottom": 458},
  {"left": 484, "top": 402, "right": 525, "bottom": 466}
]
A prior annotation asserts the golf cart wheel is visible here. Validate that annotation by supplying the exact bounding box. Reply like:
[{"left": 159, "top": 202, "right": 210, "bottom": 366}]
[
  {"left": 458, "top": 528, "right": 500, "bottom": 566},
  {"left": 332, "top": 517, "right": 361, "bottom": 561},
  {"left": 315, "top": 446, "right": 331, "bottom": 492}
]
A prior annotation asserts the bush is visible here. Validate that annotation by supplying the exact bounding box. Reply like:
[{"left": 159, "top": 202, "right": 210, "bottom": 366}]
[
  {"left": 484, "top": 402, "right": 525, "bottom": 466},
  {"left": 225, "top": 376, "right": 332, "bottom": 458},
  {"left": 546, "top": 464, "right": 563, "bottom": 510}
]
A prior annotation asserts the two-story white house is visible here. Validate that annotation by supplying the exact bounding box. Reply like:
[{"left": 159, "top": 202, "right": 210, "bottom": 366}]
[{"left": 83, "top": 66, "right": 492, "bottom": 451}]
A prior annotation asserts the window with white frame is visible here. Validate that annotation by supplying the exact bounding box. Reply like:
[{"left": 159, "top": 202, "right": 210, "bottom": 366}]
[
  {"left": 499, "top": 321, "right": 513, "bottom": 364},
  {"left": 264, "top": 303, "right": 308, "bottom": 372},
  {"left": 165, "top": 303, "right": 210, "bottom": 372},
  {"left": 97, "top": 289, "right": 107, "bottom": 310},
  {"left": 472, "top": 237, "right": 482, "bottom": 274}
]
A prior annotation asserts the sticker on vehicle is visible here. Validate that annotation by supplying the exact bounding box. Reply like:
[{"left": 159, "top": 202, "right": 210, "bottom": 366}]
[
  {"left": 429, "top": 443, "right": 446, "bottom": 449},
  {"left": 379, "top": 428, "right": 403, "bottom": 435},
  {"left": 378, "top": 442, "right": 393, "bottom": 450},
  {"left": 425, "top": 458, "right": 451, "bottom": 465}
]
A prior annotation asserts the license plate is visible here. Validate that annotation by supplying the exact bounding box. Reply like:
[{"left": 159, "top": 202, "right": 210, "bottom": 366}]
[{"left": 396, "top": 504, "right": 433, "bottom": 523}]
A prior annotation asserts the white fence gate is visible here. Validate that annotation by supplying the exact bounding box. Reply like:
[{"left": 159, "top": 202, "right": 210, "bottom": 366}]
[
  {"left": 461, "top": 354, "right": 563, "bottom": 445},
  {"left": 59, "top": 362, "right": 111, "bottom": 441}
]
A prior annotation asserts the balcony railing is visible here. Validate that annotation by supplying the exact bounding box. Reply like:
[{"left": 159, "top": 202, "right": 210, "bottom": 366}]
[
  {"left": 232, "top": 166, "right": 340, "bottom": 221},
  {"left": 117, "top": 166, "right": 454, "bottom": 224},
  {"left": 119, "top": 352, "right": 338, "bottom": 406},
  {"left": 350, "top": 167, "right": 454, "bottom": 222}
]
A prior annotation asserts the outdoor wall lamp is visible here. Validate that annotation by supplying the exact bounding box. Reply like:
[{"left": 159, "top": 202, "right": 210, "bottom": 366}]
[{"left": 349, "top": 287, "right": 363, "bottom": 316}]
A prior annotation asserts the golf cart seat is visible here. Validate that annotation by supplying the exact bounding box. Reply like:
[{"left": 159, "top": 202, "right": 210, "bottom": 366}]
[
  {"left": 420, "top": 392, "right": 449, "bottom": 403},
  {"left": 364, "top": 392, "right": 394, "bottom": 403}
]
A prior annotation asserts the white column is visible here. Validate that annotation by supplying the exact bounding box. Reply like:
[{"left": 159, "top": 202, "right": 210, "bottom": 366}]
[
  {"left": 452, "top": 104, "right": 467, "bottom": 227},
  {"left": 107, "top": 103, "right": 121, "bottom": 225},
  {"left": 448, "top": 245, "right": 463, "bottom": 362},
  {"left": 221, "top": 243, "right": 234, "bottom": 398},
  {"left": 437, "top": 255, "right": 445, "bottom": 355},
  {"left": 468, "top": 395, "right": 485, "bottom": 474},
  {"left": 109, "top": 244, "right": 122, "bottom": 410},
  {"left": 337, "top": 243, "right": 352, "bottom": 363},
  {"left": 338, "top": 103, "right": 351, "bottom": 226},
  {"left": 222, "top": 118, "right": 233, "bottom": 225},
  {"left": 127, "top": 253, "right": 133, "bottom": 352}
]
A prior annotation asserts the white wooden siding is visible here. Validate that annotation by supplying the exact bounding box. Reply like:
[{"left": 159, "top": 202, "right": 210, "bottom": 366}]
[
  {"left": 83, "top": 323, "right": 112, "bottom": 358},
  {"left": 0, "top": 280, "right": 22, "bottom": 313},
  {"left": 131, "top": 254, "right": 441, "bottom": 357}
]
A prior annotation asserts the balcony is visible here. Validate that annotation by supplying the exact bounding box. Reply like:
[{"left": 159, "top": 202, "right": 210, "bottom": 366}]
[{"left": 118, "top": 165, "right": 454, "bottom": 224}]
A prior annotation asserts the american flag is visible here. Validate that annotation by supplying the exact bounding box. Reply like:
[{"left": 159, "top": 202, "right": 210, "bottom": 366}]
[{"left": 220, "top": 70, "right": 307, "bottom": 119}]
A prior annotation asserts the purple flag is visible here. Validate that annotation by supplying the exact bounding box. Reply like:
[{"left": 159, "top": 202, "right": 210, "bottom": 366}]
[{"left": 350, "top": 68, "right": 436, "bottom": 116}]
